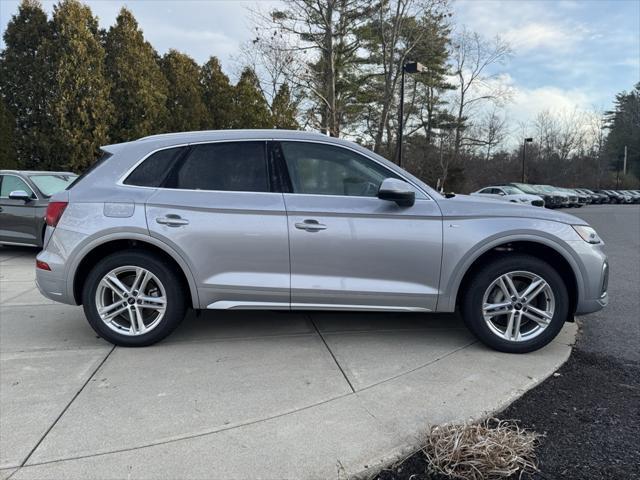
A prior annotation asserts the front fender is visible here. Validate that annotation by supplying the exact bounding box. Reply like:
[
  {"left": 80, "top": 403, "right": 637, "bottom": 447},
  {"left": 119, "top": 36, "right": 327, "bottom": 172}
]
[{"left": 437, "top": 219, "right": 586, "bottom": 312}]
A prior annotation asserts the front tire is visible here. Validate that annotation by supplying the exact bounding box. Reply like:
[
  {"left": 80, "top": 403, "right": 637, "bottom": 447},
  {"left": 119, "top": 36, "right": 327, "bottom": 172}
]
[
  {"left": 82, "top": 250, "right": 186, "bottom": 347},
  {"left": 461, "top": 254, "right": 569, "bottom": 353}
]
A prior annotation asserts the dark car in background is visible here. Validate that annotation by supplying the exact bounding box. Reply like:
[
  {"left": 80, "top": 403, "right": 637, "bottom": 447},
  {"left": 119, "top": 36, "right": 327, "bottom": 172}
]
[
  {"left": 0, "top": 170, "right": 78, "bottom": 247},
  {"left": 597, "top": 189, "right": 627, "bottom": 204},
  {"left": 620, "top": 190, "right": 640, "bottom": 203}
]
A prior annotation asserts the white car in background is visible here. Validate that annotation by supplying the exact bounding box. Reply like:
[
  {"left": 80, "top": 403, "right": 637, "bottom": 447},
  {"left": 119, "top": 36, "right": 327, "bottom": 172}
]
[{"left": 471, "top": 185, "right": 545, "bottom": 207}]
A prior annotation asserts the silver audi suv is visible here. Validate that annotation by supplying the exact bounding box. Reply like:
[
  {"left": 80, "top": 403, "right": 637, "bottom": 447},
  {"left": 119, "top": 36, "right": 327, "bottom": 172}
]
[{"left": 36, "top": 130, "right": 609, "bottom": 353}]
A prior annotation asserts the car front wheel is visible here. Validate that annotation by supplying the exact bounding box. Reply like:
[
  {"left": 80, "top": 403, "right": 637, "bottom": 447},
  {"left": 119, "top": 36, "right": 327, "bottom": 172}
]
[
  {"left": 461, "top": 254, "right": 568, "bottom": 353},
  {"left": 82, "top": 250, "right": 186, "bottom": 347}
]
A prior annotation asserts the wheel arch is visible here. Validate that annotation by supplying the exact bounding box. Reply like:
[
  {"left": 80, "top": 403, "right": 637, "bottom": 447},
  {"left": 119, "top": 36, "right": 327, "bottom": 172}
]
[
  {"left": 447, "top": 237, "right": 583, "bottom": 319},
  {"left": 70, "top": 234, "right": 199, "bottom": 308}
]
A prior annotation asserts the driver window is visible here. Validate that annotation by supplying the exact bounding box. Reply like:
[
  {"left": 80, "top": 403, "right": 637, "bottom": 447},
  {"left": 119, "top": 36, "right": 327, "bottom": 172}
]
[
  {"left": 279, "top": 141, "right": 398, "bottom": 197},
  {"left": 0, "top": 175, "right": 34, "bottom": 198}
]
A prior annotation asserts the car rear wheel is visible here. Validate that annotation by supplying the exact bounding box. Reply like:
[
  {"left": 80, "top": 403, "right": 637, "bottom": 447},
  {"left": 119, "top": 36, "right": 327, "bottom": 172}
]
[
  {"left": 461, "top": 254, "right": 568, "bottom": 353},
  {"left": 82, "top": 250, "right": 186, "bottom": 347}
]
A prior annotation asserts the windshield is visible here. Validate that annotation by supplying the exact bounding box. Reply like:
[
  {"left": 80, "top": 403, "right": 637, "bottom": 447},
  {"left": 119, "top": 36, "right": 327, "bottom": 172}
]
[
  {"left": 511, "top": 183, "right": 536, "bottom": 194},
  {"left": 502, "top": 186, "right": 524, "bottom": 195},
  {"left": 28, "top": 174, "right": 78, "bottom": 197}
]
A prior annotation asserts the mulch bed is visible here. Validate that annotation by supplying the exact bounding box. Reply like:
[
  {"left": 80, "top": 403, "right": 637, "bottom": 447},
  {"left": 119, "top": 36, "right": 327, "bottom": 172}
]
[{"left": 371, "top": 348, "right": 640, "bottom": 480}]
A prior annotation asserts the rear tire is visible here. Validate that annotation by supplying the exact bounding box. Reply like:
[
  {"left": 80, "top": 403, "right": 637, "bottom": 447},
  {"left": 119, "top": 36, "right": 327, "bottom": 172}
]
[
  {"left": 82, "top": 250, "right": 186, "bottom": 347},
  {"left": 461, "top": 254, "right": 569, "bottom": 353}
]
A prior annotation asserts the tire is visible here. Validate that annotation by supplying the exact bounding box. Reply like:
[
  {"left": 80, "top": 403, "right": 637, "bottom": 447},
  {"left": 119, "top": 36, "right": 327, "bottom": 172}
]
[
  {"left": 461, "top": 254, "right": 569, "bottom": 353},
  {"left": 82, "top": 250, "right": 186, "bottom": 347}
]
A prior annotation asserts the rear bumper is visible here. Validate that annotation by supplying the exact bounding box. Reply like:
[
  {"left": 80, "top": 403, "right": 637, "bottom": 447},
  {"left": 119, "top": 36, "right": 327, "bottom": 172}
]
[{"left": 35, "top": 265, "right": 71, "bottom": 303}]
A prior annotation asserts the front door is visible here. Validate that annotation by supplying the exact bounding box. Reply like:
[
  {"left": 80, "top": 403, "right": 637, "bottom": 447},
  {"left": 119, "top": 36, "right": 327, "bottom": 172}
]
[
  {"left": 0, "top": 174, "right": 38, "bottom": 245},
  {"left": 277, "top": 141, "right": 443, "bottom": 312},
  {"left": 142, "top": 141, "right": 290, "bottom": 309}
]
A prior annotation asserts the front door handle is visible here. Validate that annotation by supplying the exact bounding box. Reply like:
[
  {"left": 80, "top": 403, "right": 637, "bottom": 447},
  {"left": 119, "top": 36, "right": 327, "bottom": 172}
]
[
  {"left": 156, "top": 215, "right": 189, "bottom": 227},
  {"left": 295, "top": 219, "right": 327, "bottom": 232}
]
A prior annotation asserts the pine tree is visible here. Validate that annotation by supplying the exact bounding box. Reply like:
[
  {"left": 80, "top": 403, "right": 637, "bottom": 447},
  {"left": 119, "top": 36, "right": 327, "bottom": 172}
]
[
  {"left": 45, "top": 0, "right": 113, "bottom": 172},
  {"left": 233, "top": 68, "right": 272, "bottom": 129},
  {"left": 161, "top": 50, "right": 207, "bottom": 132},
  {"left": 0, "top": 0, "right": 51, "bottom": 168},
  {"left": 201, "top": 56, "right": 233, "bottom": 129},
  {"left": 104, "top": 7, "right": 168, "bottom": 142},
  {"left": 604, "top": 83, "right": 640, "bottom": 180},
  {"left": 0, "top": 99, "right": 18, "bottom": 168},
  {"left": 271, "top": 84, "right": 298, "bottom": 129}
]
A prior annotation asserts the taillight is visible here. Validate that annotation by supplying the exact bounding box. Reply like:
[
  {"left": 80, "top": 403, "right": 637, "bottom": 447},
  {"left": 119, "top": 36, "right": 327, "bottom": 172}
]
[
  {"left": 36, "top": 260, "right": 51, "bottom": 271},
  {"left": 45, "top": 201, "right": 68, "bottom": 227}
]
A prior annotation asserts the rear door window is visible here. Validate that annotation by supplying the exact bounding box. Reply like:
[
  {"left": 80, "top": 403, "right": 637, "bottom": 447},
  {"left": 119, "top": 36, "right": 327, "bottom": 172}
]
[{"left": 169, "top": 142, "right": 269, "bottom": 192}]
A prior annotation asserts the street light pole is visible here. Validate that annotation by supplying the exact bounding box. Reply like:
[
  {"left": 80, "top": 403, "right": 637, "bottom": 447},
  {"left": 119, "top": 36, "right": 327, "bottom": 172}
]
[
  {"left": 521, "top": 137, "right": 533, "bottom": 183},
  {"left": 396, "top": 62, "right": 425, "bottom": 168},
  {"left": 397, "top": 66, "right": 405, "bottom": 168}
]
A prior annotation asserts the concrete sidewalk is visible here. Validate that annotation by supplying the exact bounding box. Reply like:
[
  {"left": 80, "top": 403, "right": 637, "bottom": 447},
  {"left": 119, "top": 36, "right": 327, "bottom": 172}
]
[{"left": 0, "top": 246, "right": 576, "bottom": 480}]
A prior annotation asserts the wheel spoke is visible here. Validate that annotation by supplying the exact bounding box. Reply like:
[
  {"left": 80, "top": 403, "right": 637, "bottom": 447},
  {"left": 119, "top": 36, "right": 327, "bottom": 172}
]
[
  {"left": 134, "top": 306, "right": 146, "bottom": 333},
  {"left": 523, "top": 306, "right": 552, "bottom": 326},
  {"left": 101, "top": 304, "right": 129, "bottom": 322},
  {"left": 520, "top": 277, "right": 542, "bottom": 298},
  {"left": 483, "top": 301, "right": 512, "bottom": 317},
  {"left": 138, "top": 295, "right": 166, "bottom": 309},
  {"left": 104, "top": 274, "right": 130, "bottom": 298},
  {"left": 504, "top": 310, "right": 521, "bottom": 340},
  {"left": 503, "top": 273, "right": 520, "bottom": 298},
  {"left": 522, "top": 279, "right": 547, "bottom": 304}
]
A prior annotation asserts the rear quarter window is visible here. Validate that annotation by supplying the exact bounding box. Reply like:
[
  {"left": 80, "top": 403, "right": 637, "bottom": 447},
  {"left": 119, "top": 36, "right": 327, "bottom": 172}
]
[{"left": 124, "top": 147, "right": 187, "bottom": 187}]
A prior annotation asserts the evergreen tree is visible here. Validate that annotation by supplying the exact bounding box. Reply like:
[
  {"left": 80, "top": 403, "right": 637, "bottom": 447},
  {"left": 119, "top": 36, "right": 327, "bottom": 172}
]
[
  {"left": 201, "top": 56, "right": 233, "bottom": 129},
  {"left": 161, "top": 50, "right": 207, "bottom": 132},
  {"left": 232, "top": 67, "right": 272, "bottom": 129},
  {"left": 0, "top": 99, "right": 18, "bottom": 168},
  {"left": 45, "top": 0, "right": 113, "bottom": 171},
  {"left": 271, "top": 84, "right": 298, "bottom": 129},
  {"left": 604, "top": 83, "right": 640, "bottom": 180},
  {"left": 0, "top": 0, "right": 51, "bottom": 168},
  {"left": 104, "top": 7, "right": 168, "bottom": 142}
]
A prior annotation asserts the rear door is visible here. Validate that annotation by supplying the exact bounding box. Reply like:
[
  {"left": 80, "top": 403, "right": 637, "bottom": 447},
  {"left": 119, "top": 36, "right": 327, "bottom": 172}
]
[
  {"left": 140, "top": 141, "right": 290, "bottom": 310},
  {"left": 277, "top": 141, "right": 442, "bottom": 312},
  {"left": 0, "top": 174, "right": 39, "bottom": 245}
]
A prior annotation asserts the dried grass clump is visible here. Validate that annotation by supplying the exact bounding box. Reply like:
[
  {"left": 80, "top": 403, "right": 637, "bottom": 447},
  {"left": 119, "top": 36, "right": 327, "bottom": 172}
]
[{"left": 422, "top": 418, "right": 541, "bottom": 479}]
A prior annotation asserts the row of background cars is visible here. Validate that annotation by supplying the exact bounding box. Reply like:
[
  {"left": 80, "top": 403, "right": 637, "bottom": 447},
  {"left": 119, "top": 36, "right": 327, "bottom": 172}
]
[{"left": 471, "top": 183, "right": 640, "bottom": 208}]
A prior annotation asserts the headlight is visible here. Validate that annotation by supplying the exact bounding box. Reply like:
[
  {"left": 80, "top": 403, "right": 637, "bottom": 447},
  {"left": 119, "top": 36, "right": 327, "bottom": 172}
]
[{"left": 573, "top": 225, "right": 601, "bottom": 244}]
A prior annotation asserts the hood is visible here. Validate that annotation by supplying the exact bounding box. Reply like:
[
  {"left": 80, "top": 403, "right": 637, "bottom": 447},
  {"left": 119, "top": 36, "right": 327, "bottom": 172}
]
[{"left": 435, "top": 194, "right": 587, "bottom": 225}]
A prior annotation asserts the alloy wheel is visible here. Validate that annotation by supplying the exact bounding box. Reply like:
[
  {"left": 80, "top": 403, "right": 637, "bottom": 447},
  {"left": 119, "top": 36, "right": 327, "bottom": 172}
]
[
  {"left": 95, "top": 266, "right": 167, "bottom": 336},
  {"left": 481, "top": 270, "right": 555, "bottom": 342}
]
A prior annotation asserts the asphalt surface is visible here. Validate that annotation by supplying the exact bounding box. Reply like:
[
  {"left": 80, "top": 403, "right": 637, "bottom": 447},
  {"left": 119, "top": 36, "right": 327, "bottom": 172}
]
[
  {"left": 374, "top": 204, "right": 640, "bottom": 480},
  {"left": 570, "top": 204, "right": 640, "bottom": 362}
]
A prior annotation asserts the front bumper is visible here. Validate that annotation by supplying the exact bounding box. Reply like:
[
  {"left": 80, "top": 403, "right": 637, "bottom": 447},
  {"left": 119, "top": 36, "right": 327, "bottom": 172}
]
[{"left": 572, "top": 241, "right": 609, "bottom": 316}]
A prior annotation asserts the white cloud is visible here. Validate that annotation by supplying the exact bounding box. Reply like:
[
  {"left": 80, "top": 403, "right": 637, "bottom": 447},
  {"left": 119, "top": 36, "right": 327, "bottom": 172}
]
[{"left": 503, "top": 22, "right": 584, "bottom": 53}]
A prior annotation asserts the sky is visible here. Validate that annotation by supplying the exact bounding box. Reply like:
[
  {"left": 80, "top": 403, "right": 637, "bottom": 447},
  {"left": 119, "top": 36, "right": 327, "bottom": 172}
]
[{"left": 0, "top": 0, "right": 638, "bottom": 134}]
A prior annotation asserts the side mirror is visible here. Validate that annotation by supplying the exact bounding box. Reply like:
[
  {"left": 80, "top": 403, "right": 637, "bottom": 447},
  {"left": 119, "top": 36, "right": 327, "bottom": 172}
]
[
  {"left": 377, "top": 178, "right": 415, "bottom": 207},
  {"left": 9, "top": 190, "right": 32, "bottom": 202},
  {"left": 498, "top": 191, "right": 506, "bottom": 196}
]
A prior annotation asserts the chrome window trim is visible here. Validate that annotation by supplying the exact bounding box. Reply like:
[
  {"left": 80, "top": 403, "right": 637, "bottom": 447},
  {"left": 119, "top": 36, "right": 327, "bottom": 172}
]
[
  {"left": 0, "top": 173, "right": 39, "bottom": 200},
  {"left": 116, "top": 138, "right": 433, "bottom": 200}
]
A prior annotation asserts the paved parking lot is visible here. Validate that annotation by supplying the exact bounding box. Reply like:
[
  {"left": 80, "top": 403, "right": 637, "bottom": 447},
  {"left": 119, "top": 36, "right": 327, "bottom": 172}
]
[{"left": 1, "top": 237, "right": 577, "bottom": 479}]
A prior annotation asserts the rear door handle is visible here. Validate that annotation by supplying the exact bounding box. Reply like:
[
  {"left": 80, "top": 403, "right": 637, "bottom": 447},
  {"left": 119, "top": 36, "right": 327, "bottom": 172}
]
[
  {"left": 295, "top": 219, "right": 327, "bottom": 232},
  {"left": 156, "top": 215, "right": 189, "bottom": 227}
]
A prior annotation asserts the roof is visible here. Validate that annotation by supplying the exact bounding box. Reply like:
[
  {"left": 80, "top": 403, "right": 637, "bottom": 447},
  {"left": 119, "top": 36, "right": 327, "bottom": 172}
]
[
  {"left": 101, "top": 129, "right": 360, "bottom": 157},
  {"left": 0, "top": 170, "right": 76, "bottom": 175},
  {"left": 135, "top": 129, "right": 330, "bottom": 144}
]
